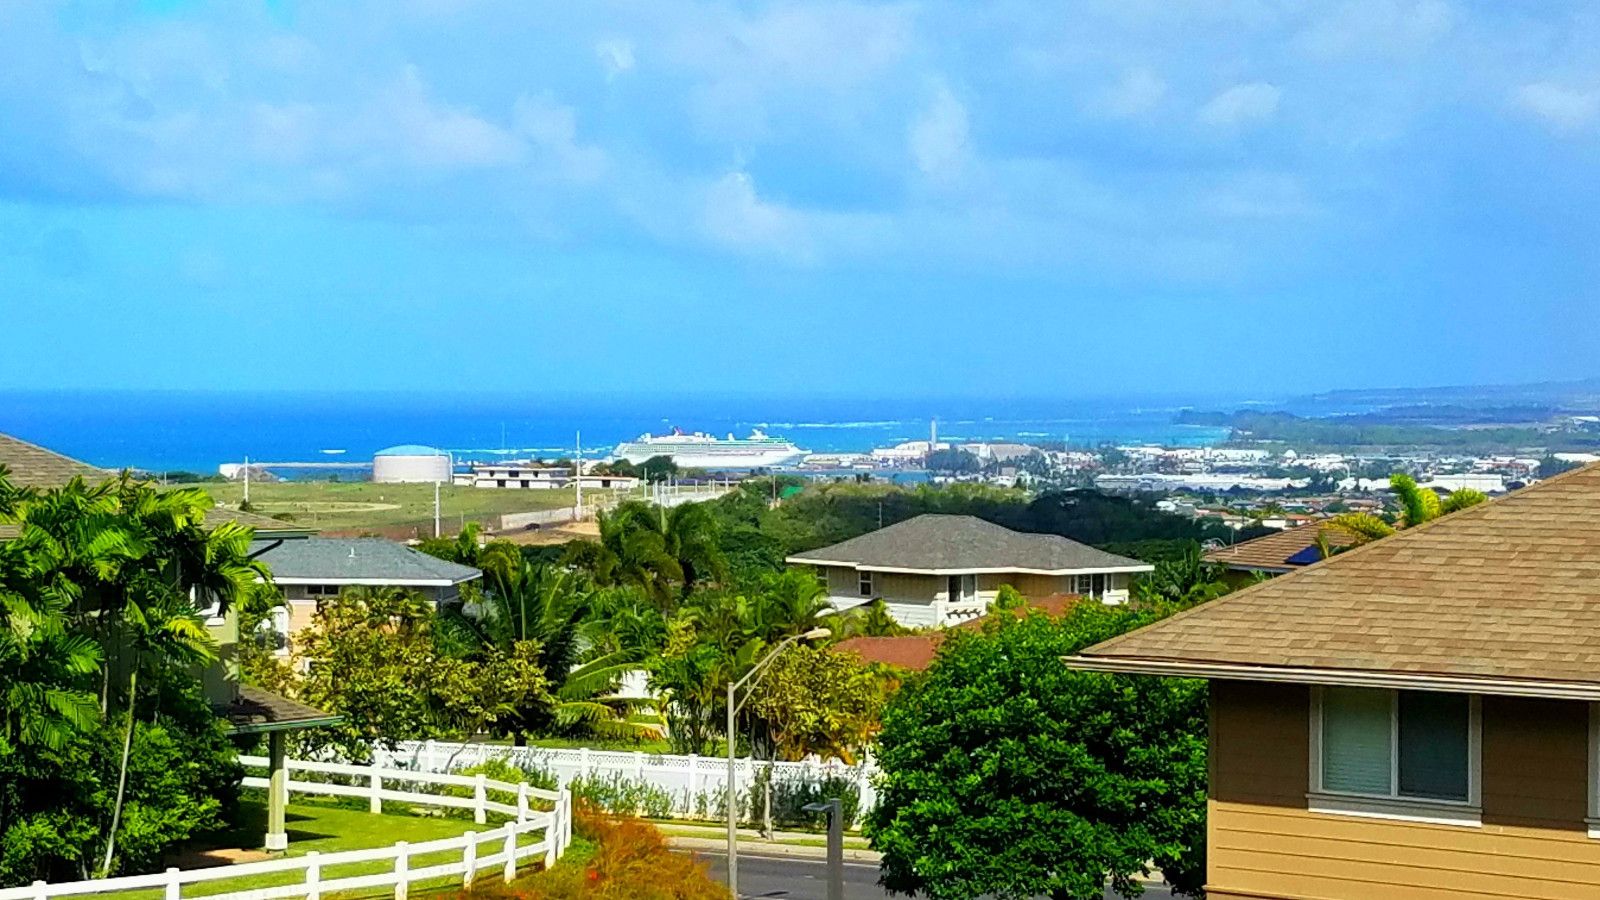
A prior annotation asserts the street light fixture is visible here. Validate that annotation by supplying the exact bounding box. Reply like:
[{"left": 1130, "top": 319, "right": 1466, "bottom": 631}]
[{"left": 726, "top": 626, "right": 831, "bottom": 897}]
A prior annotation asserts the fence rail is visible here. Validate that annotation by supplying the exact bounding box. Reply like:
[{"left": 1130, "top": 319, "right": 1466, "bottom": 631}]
[
  {"left": 378, "top": 740, "right": 878, "bottom": 824},
  {"left": 0, "top": 756, "right": 572, "bottom": 900}
]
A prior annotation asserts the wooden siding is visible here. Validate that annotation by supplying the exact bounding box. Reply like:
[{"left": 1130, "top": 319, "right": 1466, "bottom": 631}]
[{"left": 1209, "top": 680, "right": 1600, "bottom": 900}]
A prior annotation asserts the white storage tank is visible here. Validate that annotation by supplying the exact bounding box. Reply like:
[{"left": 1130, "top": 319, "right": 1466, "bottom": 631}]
[{"left": 371, "top": 445, "right": 452, "bottom": 484}]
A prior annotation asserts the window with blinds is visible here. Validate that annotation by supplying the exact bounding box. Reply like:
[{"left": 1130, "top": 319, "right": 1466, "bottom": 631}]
[{"left": 1317, "top": 687, "right": 1473, "bottom": 803}]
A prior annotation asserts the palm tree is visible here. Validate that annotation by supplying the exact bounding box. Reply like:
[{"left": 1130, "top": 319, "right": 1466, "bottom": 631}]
[
  {"left": 441, "top": 558, "right": 656, "bottom": 744},
  {"left": 1324, "top": 473, "right": 1487, "bottom": 552},
  {"left": 564, "top": 500, "right": 728, "bottom": 603}
]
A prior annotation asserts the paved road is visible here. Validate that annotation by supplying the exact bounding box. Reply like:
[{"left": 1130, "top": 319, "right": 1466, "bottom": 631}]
[{"left": 687, "top": 850, "right": 1176, "bottom": 900}]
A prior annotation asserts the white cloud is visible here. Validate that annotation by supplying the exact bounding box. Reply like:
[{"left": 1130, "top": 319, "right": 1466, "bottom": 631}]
[
  {"left": 1093, "top": 68, "right": 1167, "bottom": 118},
  {"left": 1198, "top": 82, "right": 1281, "bottom": 127},
  {"left": 376, "top": 66, "right": 524, "bottom": 170},
  {"left": 1515, "top": 82, "right": 1600, "bottom": 131},
  {"left": 596, "top": 39, "right": 635, "bottom": 81},
  {"left": 909, "top": 84, "right": 969, "bottom": 180},
  {"left": 701, "top": 170, "right": 810, "bottom": 258},
  {"left": 511, "top": 93, "right": 607, "bottom": 182}
]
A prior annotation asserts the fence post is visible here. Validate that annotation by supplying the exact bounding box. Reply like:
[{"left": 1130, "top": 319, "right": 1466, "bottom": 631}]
[
  {"left": 369, "top": 770, "right": 383, "bottom": 814},
  {"left": 394, "top": 841, "right": 409, "bottom": 900},
  {"left": 423, "top": 739, "right": 436, "bottom": 771},
  {"left": 30, "top": 881, "right": 45, "bottom": 900},
  {"left": 562, "top": 787, "right": 573, "bottom": 853},
  {"left": 462, "top": 832, "right": 478, "bottom": 889},
  {"left": 473, "top": 774, "right": 488, "bottom": 825},
  {"left": 687, "top": 752, "right": 699, "bottom": 801},
  {"left": 164, "top": 867, "right": 180, "bottom": 900},
  {"left": 634, "top": 750, "right": 645, "bottom": 780},
  {"left": 517, "top": 782, "right": 530, "bottom": 821},
  {"left": 544, "top": 816, "right": 557, "bottom": 870},
  {"left": 579, "top": 746, "right": 590, "bottom": 779},
  {"left": 305, "top": 851, "right": 321, "bottom": 900},
  {"left": 502, "top": 827, "right": 517, "bottom": 883}
]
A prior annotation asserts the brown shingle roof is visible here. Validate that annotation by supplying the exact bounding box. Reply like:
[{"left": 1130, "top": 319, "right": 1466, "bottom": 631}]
[
  {"left": 1203, "top": 522, "right": 1355, "bottom": 572},
  {"left": 218, "top": 685, "right": 341, "bottom": 734},
  {"left": 0, "top": 432, "right": 110, "bottom": 488},
  {"left": 1080, "top": 462, "right": 1600, "bottom": 689}
]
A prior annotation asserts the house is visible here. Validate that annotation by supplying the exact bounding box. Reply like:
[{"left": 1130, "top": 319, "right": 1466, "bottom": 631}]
[
  {"left": 1203, "top": 521, "right": 1355, "bottom": 584},
  {"left": 786, "top": 514, "right": 1152, "bottom": 627},
  {"left": 1064, "top": 462, "right": 1600, "bottom": 900},
  {"left": 250, "top": 536, "right": 482, "bottom": 653}
]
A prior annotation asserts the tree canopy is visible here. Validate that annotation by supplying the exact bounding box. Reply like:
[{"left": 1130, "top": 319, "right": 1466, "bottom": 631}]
[{"left": 866, "top": 605, "right": 1207, "bottom": 900}]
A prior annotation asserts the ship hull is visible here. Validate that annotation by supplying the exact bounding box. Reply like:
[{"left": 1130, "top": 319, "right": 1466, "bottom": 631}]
[{"left": 614, "top": 444, "right": 806, "bottom": 469}]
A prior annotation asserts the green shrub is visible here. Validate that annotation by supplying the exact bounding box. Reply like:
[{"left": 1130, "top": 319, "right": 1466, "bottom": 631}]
[
  {"left": 569, "top": 773, "right": 675, "bottom": 820},
  {"left": 747, "top": 769, "right": 862, "bottom": 829}
]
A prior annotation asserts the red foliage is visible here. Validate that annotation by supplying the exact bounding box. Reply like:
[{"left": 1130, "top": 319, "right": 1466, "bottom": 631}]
[{"left": 455, "top": 804, "right": 727, "bottom": 900}]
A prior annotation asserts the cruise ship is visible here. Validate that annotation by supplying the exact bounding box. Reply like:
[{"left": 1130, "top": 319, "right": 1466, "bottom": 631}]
[{"left": 613, "top": 428, "right": 808, "bottom": 469}]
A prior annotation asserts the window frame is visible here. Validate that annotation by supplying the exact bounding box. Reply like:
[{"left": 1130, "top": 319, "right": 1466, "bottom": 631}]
[
  {"left": 858, "top": 570, "right": 874, "bottom": 598},
  {"left": 1308, "top": 686, "right": 1482, "bottom": 827}
]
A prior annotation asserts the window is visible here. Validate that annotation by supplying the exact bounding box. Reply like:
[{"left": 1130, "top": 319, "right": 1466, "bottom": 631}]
[
  {"left": 946, "top": 574, "right": 976, "bottom": 603},
  {"left": 858, "top": 571, "right": 874, "bottom": 598},
  {"left": 304, "top": 584, "right": 340, "bottom": 598},
  {"left": 1074, "top": 573, "right": 1107, "bottom": 596},
  {"left": 1312, "top": 687, "right": 1479, "bottom": 823}
]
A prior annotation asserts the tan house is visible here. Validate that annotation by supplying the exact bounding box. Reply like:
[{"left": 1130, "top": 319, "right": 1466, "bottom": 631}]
[
  {"left": 787, "top": 514, "right": 1151, "bottom": 627},
  {"left": 1066, "top": 462, "right": 1600, "bottom": 900},
  {"left": 250, "top": 536, "right": 481, "bottom": 654}
]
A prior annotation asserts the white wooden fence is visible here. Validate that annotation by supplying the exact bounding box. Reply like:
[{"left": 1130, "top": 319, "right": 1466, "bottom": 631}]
[
  {"left": 378, "top": 740, "right": 878, "bottom": 822},
  {"left": 0, "top": 756, "right": 572, "bottom": 900}
]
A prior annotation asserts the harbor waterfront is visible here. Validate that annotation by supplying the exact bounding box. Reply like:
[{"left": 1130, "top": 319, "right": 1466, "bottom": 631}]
[{"left": 0, "top": 390, "right": 1234, "bottom": 475}]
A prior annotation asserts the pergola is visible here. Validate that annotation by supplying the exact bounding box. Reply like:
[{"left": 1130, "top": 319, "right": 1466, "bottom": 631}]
[{"left": 219, "top": 686, "right": 342, "bottom": 851}]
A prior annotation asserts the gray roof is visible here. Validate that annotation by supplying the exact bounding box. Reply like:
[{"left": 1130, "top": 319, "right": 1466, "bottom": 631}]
[
  {"left": 252, "top": 537, "right": 482, "bottom": 585},
  {"left": 786, "top": 514, "right": 1153, "bottom": 574}
]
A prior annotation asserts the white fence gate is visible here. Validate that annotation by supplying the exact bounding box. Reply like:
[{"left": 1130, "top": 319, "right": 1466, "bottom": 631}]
[{"left": 378, "top": 740, "right": 879, "bottom": 824}]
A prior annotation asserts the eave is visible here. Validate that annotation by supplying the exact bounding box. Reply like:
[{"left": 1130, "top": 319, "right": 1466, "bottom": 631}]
[{"left": 1061, "top": 655, "right": 1600, "bottom": 702}]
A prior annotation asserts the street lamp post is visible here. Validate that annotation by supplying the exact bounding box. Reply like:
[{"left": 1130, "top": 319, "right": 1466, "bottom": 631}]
[{"left": 726, "top": 626, "right": 831, "bottom": 898}]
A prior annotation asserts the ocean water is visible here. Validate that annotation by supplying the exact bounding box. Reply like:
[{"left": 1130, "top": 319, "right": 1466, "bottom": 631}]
[{"left": 0, "top": 390, "right": 1240, "bottom": 475}]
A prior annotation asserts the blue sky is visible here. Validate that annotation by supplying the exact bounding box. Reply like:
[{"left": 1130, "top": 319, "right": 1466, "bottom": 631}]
[{"left": 2, "top": 0, "right": 1599, "bottom": 397}]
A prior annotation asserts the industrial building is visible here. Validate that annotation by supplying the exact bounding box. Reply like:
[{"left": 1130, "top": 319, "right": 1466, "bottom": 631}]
[{"left": 371, "top": 444, "right": 452, "bottom": 483}]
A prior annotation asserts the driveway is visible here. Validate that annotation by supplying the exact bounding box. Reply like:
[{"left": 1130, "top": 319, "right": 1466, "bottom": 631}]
[{"left": 690, "top": 849, "right": 1177, "bottom": 900}]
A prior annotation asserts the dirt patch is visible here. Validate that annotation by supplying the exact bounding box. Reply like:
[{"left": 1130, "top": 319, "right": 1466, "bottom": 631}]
[{"left": 165, "top": 847, "right": 274, "bottom": 869}]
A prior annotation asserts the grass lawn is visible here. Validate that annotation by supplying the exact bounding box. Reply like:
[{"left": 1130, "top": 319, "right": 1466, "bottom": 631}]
[
  {"left": 166, "top": 480, "right": 643, "bottom": 531},
  {"left": 161, "top": 793, "right": 548, "bottom": 899}
]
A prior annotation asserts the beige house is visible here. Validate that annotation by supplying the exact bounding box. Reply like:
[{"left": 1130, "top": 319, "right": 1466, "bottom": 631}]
[
  {"left": 1067, "top": 462, "right": 1600, "bottom": 900},
  {"left": 787, "top": 514, "right": 1152, "bottom": 627}
]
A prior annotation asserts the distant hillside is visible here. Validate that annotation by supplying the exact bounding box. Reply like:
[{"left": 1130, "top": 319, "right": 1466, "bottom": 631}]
[
  {"left": 1173, "top": 409, "right": 1600, "bottom": 452},
  {"left": 1295, "top": 377, "right": 1600, "bottom": 412}
]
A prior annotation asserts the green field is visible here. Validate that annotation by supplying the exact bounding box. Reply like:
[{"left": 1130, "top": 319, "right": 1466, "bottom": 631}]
[{"left": 171, "top": 480, "right": 638, "bottom": 531}]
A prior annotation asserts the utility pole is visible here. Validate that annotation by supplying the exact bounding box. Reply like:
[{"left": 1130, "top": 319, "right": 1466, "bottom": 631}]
[
  {"left": 243, "top": 456, "right": 251, "bottom": 505},
  {"left": 433, "top": 479, "right": 442, "bottom": 538},
  {"left": 574, "top": 430, "right": 583, "bottom": 520}
]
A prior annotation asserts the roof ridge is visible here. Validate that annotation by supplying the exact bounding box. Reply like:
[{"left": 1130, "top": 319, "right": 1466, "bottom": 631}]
[
  {"left": 0, "top": 430, "right": 113, "bottom": 474},
  {"left": 1085, "top": 460, "right": 1600, "bottom": 657}
]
